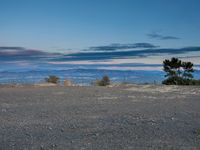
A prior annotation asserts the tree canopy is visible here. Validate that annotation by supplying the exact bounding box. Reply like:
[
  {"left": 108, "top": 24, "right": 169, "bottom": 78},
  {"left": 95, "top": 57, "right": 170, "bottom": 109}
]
[{"left": 162, "top": 57, "right": 197, "bottom": 85}]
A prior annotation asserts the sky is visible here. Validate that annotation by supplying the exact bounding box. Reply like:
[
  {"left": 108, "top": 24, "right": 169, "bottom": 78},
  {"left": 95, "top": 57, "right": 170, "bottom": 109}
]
[
  {"left": 0, "top": 0, "right": 200, "bottom": 66},
  {"left": 0, "top": 0, "right": 200, "bottom": 51},
  {"left": 0, "top": 0, "right": 200, "bottom": 84}
]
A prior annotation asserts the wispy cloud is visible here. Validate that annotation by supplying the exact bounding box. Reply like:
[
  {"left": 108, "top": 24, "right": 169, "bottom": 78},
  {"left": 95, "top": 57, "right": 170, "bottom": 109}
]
[
  {"left": 1, "top": 46, "right": 200, "bottom": 65},
  {"left": 61, "top": 47, "right": 200, "bottom": 61},
  {"left": 0, "top": 46, "right": 60, "bottom": 57},
  {"left": 0, "top": 47, "right": 25, "bottom": 51},
  {"left": 147, "top": 32, "right": 180, "bottom": 40},
  {"left": 86, "top": 43, "right": 159, "bottom": 51}
]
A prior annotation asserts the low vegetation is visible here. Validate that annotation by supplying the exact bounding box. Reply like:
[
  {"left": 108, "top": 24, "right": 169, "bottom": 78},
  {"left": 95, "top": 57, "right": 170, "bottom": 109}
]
[
  {"left": 194, "top": 129, "right": 200, "bottom": 136},
  {"left": 95, "top": 75, "right": 111, "bottom": 86},
  {"left": 43, "top": 58, "right": 200, "bottom": 86},
  {"left": 162, "top": 57, "right": 200, "bottom": 85},
  {"left": 45, "top": 75, "right": 60, "bottom": 84}
]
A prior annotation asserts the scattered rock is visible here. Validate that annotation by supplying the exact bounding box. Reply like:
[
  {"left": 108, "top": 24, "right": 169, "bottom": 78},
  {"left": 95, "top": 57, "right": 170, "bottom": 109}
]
[
  {"left": 48, "top": 127, "right": 52, "bottom": 130},
  {"left": 40, "top": 145, "right": 45, "bottom": 150},
  {"left": 2, "top": 109, "right": 7, "bottom": 112},
  {"left": 61, "top": 128, "right": 64, "bottom": 132}
]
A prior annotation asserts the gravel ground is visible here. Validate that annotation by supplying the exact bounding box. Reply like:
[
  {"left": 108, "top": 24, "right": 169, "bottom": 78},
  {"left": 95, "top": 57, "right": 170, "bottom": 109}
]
[{"left": 0, "top": 85, "right": 200, "bottom": 150}]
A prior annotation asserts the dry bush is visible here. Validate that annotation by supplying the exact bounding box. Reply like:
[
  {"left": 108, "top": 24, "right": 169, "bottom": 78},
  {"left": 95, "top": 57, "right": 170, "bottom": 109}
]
[
  {"left": 45, "top": 75, "right": 60, "bottom": 84},
  {"left": 95, "top": 75, "right": 110, "bottom": 86}
]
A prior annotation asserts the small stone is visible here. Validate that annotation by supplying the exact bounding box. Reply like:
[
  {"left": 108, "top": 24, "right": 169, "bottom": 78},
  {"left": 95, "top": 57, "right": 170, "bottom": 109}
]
[
  {"left": 52, "top": 144, "right": 57, "bottom": 147},
  {"left": 95, "top": 133, "right": 99, "bottom": 136},
  {"left": 70, "top": 140, "right": 74, "bottom": 143},
  {"left": 61, "top": 128, "right": 64, "bottom": 132},
  {"left": 40, "top": 145, "right": 45, "bottom": 150},
  {"left": 2, "top": 109, "right": 7, "bottom": 112}
]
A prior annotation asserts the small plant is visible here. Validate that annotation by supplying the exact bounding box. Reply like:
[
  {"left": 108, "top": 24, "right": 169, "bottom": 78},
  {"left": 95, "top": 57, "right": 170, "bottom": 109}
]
[
  {"left": 194, "top": 129, "right": 200, "bottom": 136},
  {"left": 96, "top": 75, "right": 110, "bottom": 86},
  {"left": 45, "top": 75, "right": 60, "bottom": 84}
]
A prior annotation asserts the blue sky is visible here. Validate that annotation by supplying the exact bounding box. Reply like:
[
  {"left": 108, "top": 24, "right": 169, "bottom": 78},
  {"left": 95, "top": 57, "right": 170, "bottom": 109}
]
[
  {"left": 1, "top": 0, "right": 200, "bottom": 84},
  {"left": 0, "top": 0, "right": 200, "bottom": 52}
]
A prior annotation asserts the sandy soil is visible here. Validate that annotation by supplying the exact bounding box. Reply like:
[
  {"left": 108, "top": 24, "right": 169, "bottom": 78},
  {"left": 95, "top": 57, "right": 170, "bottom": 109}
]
[{"left": 0, "top": 85, "right": 200, "bottom": 150}]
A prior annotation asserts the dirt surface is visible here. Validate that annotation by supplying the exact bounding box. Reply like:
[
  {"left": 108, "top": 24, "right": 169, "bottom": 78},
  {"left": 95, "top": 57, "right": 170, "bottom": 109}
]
[{"left": 0, "top": 85, "right": 200, "bottom": 150}]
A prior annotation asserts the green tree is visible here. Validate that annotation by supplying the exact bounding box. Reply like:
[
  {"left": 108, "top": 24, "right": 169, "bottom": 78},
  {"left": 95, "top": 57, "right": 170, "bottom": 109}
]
[
  {"left": 162, "top": 58, "right": 194, "bottom": 85},
  {"left": 163, "top": 57, "right": 182, "bottom": 78},
  {"left": 181, "top": 61, "right": 194, "bottom": 79}
]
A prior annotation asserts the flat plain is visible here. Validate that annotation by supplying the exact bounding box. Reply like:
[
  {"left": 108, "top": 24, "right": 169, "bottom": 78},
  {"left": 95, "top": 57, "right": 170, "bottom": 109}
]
[{"left": 0, "top": 85, "right": 200, "bottom": 150}]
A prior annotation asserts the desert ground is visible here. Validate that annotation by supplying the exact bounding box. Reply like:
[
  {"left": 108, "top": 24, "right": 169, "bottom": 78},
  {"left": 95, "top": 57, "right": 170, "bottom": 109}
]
[{"left": 0, "top": 85, "right": 200, "bottom": 150}]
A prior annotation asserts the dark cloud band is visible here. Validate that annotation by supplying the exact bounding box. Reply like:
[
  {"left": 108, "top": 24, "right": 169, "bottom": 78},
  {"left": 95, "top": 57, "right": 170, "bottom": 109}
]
[
  {"left": 1, "top": 46, "right": 200, "bottom": 62},
  {"left": 0, "top": 46, "right": 60, "bottom": 57},
  {"left": 86, "top": 43, "right": 159, "bottom": 51},
  {"left": 147, "top": 33, "right": 180, "bottom": 40},
  {"left": 56, "top": 47, "right": 200, "bottom": 61}
]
